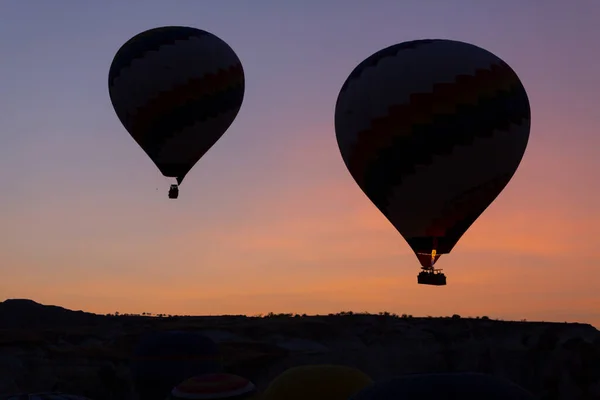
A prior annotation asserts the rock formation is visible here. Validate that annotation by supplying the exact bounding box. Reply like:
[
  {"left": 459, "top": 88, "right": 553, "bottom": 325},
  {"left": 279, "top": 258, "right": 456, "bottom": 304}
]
[{"left": 0, "top": 300, "right": 598, "bottom": 400}]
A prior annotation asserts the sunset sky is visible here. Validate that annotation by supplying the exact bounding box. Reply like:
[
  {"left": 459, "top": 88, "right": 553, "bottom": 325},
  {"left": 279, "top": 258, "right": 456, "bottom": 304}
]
[{"left": 0, "top": 1, "right": 598, "bottom": 328}]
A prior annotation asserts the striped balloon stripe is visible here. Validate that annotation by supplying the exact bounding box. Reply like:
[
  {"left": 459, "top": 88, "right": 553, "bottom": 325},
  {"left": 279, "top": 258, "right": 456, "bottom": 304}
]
[
  {"left": 335, "top": 40, "right": 502, "bottom": 164},
  {"left": 110, "top": 39, "right": 235, "bottom": 116},
  {"left": 425, "top": 173, "right": 513, "bottom": 237},
  {"left": 109, "top": 35, "right": 240, "bottom": 118},
  {"left": 367, "top": 89, "right": 528, "bottom": 255},
  {"left": 108, "top": 27, "right": 210, "bottom": 85},
  {"left": 339, "top": 39, "right": 437, "bottom": 94},
  {"left": 385, "top": 121, "right": 529, "bottom": 260},
  {"left": 406, "top": 173, "right": 513, "bottom": 257},
  {"left": 153, "top": 109, "right": 240, "bottom": 180},
  {"left": 109, "top": 29, "right": 242, "bottom": 126},
  {"left": 360, "top": 86, "right": 529, "bottom": 216},
  {"left": 346, "top": 62, "right": 526, "bottom": 188},
  {"left": 170, "top": 374, "right": 256, "bottom": 399},
  {"left": 137, "top": 80, "right": 244, "bottom": 158},
  {"left": 129, "top": 63, "right": 244, "bottom": 143},
  {"left": 365, "top": 93, "right": 527, "bottom": 201}
]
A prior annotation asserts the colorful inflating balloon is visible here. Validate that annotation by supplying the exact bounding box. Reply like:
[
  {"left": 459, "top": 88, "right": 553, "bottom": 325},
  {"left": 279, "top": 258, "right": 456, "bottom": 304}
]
[
  {"left": 0, "top": 394, "right": 92, "bottom": 400},
  {"left": 130, "top": 331, "right": 221, "bottom": 400},
  {"left": 168, "top": 373, "right": 257, "bottom": 399},
  {"left": 334, "top": 39, "right": 530, "bottom": 282},
  {"left": 261, "top": 364, "right": 372, "bottom": 400},
  {"left": 349, "top": 372, "right": 535, "bottom": 399},
  {"left": 108, "top": 26, "right": 245, "bottom": 198}
]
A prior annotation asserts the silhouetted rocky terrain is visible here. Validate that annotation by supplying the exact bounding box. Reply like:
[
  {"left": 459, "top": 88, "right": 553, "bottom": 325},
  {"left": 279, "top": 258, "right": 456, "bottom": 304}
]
[{"left": 0, "top": 299, "right": 599, "bottom": 400}]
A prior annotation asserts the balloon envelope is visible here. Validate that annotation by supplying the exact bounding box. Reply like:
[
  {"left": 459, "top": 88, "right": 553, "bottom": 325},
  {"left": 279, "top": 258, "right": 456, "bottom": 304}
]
[
  {"left": 108, "top": 26, "right": 245, "bottom": 185},
  {"left": 168, "top": 373, "right": 257, "bottom": 399},
  {"left": 349, "top": 372, "right": 535, "bottom": 399},
  {"left": 260, "top": 364, "right": 372, "bottom": 400},
  {"left": 334, "top": 39, "right": 531, "bottom": 268},
  {"left": 130, "top": 330, "right": 221, "bottom": 400}
]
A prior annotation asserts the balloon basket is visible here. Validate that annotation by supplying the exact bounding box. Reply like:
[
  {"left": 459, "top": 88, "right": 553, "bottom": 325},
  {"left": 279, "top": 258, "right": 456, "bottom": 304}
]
[
  {"left": 168, "top": 184, "right": 179, "bottom": 199},
  {"left": 417, "top": 268, "right": 447, "bottom": 286}
]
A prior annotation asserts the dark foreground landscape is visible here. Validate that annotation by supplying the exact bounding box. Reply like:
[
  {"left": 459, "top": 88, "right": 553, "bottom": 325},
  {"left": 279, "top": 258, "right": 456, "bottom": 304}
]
[{"left": 0, "top": 299, "right": 599, "bottom": 399}]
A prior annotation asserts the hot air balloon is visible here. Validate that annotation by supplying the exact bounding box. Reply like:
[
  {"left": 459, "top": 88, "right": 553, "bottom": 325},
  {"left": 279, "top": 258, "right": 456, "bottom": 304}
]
[
  {"left": 108, "top": 26, "right": 245, "bottom": 199},
  {"left": 168, "top": 373, "right": 258, "bottom": 399},
  {"left": 0, "top": 394, "right": 93, "bottom": 400},
  {"left": 130, "top": 330, "right": 222, "bottom": 400},
  {"left": 260, "top": 364, "right": 373, "bottom": 400},
  {"left": 334, "top": 39, "right": 531, "bottom": 286},
  {"left": 349, "top": 372, "right": 535, "bottom": 399}
]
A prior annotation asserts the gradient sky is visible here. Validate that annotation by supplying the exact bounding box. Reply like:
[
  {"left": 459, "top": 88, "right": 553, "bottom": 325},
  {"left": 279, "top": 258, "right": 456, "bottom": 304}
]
[{"left": 1, "top": 1, "right": 598, "bottom": 328}]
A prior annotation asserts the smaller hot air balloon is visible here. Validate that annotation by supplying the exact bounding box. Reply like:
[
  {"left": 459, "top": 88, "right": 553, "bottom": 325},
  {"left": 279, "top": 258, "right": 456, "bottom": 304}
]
[
  {"left": 0, "top": 393, "right": 93, "bottom": 400},
  {"left": 168, "top": 373, "right": 258, "bottom": 399},
  {"left": 130, "top": 331, "right": 222, "bottom": 400},
  {"left": 108, "top": 26, "right": 245, "bottom": 199},
  {"left": 349, "top": 372, "right": 535, "bottom": 399},
  {"left": 334, "top": 39, "right": 531, "bottom": 285},
  {"left": 261, "top": 364, "right": 373, "bottom": 400}
]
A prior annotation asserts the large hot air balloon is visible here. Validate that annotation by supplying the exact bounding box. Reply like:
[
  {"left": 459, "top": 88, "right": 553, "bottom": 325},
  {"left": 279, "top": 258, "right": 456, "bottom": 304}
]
[
  {"left": 130, "top": 330, "right": 221, "bottom": 400},
  {"left": 168, "top": 373, "right": 258, "bottom": 399},
  {"left": 334, "top": 39, "right": 531, "bottom": 286},
  {"left": 349, "top": 372, "right": 535, "bottom": 399},
  {"left": 108, "top": 26, "right": 245, "bottom": 199},
  {"left": 260, "top": 364, "right": 373, "bottom": 400}
]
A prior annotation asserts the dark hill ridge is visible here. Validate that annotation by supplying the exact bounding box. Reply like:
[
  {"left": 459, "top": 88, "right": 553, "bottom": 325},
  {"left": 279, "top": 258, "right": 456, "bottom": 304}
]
[
  {"left": 0, "top": 299, "right": 599, "bottom": 399},
  {"left": 0, "top": 299, "right": 103, "bottom": 329},
  {"left": 1, "top": 298, "right": 597, "bottom": 331}
]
